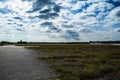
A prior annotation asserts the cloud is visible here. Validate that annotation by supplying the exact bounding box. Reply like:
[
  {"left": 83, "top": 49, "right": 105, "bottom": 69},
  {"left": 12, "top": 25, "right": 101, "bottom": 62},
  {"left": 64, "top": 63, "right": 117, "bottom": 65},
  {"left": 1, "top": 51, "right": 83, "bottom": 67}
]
[
  {"left": 0, "top": 0, "right": 120, "bottom": 42},
  {"left": 27, "top": 0, "right": 61, "bottom": 13},
  {"left": 41, "top": 22, "right": 53, "bottom": 26},
  {"left": 53, "top": 5, "right": 61, "bottom": 12},
  {"left": 63, "top": 30, "right": 80, "bottom": 40},
  {"left": 107, "top": 0, "right": 120, "bottom": 7},
  {"left": 39, "top": 9, "right": 50, "bottom": 13},
  {"left": 117, "top": 29, "right": 120, "bottom": 32},
  {"left": 80, "top": 28, "right": 93, "bottom": 33},
  {"left": 86, "top": 2, "right": 114, "bottom": 13},
  {"left": 13, "top": 17, "right": 23, "bottom": 20},
  {"left": 26, "top": 0, "right": 61, "bottom": 20},
  {"left": 62, "top": 25, "right": 74, "bottom": 28},
  {"left": 46, "top": 27, "right": 61, "bottom": 33},
  {"left": 36, "top": 13, "right": 59, "bottom": 19},
  {"left": 105, "top": 6, "right": 120, "bottom": 29},
  {"left": 16, "top": 28, "right": 24, "bottom": 31},
  {"left": 116, "top": 9, "right": 120, "bottom": 17}
]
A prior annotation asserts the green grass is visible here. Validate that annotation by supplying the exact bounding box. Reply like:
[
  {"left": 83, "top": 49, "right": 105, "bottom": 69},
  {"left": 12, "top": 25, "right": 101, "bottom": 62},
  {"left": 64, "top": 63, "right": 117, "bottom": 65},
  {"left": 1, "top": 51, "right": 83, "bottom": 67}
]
[{"left": 27, "top": 44, "right": 120, "bottom": 80}]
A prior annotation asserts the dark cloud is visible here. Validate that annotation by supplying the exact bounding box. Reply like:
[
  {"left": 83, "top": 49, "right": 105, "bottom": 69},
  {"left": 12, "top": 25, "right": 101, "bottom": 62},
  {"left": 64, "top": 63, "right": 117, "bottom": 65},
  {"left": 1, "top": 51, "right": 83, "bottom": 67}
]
[
  {"left": 13, "top": 22, "right": 23, "bottom": 26},
  {"left": 40, "top": 21, "right": 61, "bottom": 32},
  {"left": 112, "top": 23, "right": 120, "bottom": 28},
  {"left": 44, "top": 25, "right": 61, "bottom": 33},
  {"left": 50, "top": 27, "right": 61, "bottom": 32},
  {"left": 16, "top": 28, "right": 24, "bottom": 31},
  {"left": 80, "top": 13, "right": 96, "bottom": 19},
  {"left": 36, "top": 14, "right": 49, "bottom": 19},
  {"left": 27, "top": 0, "right": 54, "bottom": 13},
  {"left": 62, "top": 25, "right": 74, "bottom": 28},
  {"left": 80, "top": 29, "right": 93, "bottom": 33},
  {"left": 53, "top": 5, "right": 61, "bottom": 12},
  {"left": 87, "top": 14, "right": 96, "bottom": 17},
  {"left": 25, "top": 0, "right": 61, "bottom": 12},
  {"left": 49, "top": 13, "right": 59, "bottom": 16},
  {"left": 26, "top": 0, "right": 61, "bottom": 20},
  {"left": 63, "top": 30, "right": 80, "bottom": 40},
  {"left": 36, "top": 13, "right": 59, "bottom": 19},
  {"left": 116, "top": 10, "right": 120, "bottom": 17},
  {"left": 117, "top": 29, "right": 120, "bottom": 32},
  {"left": 5, "top": 32, "right": 11, "bottom": 34},
  {"left": 107, "top": 0, "right": 120, "bottom": 7},
  {"left": 17, "top": 24, "right": 23, "bottom": 26},
  {"left": 7, "top": 19, "right": 13, "bottom": 21},
  {"left": 41, "top": 22, "right": 53, "bottom": 26},
  {"left": 7, "top": 23, "right": 12, "bottom": 25},
  {"left": 40, "top": 9, "right": 50, "bottom": 13},
  {"left": 13, "top": 17, "right": 23, "bottom": 20},
  {"left": 28, "top": 16, "right": 36, "bottom": 19}
]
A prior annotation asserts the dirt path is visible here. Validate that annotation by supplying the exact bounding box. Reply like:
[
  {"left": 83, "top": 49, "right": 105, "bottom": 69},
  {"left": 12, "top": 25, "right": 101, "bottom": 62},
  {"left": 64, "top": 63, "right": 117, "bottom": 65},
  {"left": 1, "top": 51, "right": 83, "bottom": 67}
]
[{"left": 0, "top": 45, "right": 56, "bottom": 80}]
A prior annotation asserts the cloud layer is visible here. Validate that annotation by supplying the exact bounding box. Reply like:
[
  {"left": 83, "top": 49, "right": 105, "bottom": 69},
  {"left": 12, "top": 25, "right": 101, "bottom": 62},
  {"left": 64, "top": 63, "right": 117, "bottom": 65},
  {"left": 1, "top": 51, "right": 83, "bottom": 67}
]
[{"left": 0, "top": 0, "right": 120, "bottom": 42}]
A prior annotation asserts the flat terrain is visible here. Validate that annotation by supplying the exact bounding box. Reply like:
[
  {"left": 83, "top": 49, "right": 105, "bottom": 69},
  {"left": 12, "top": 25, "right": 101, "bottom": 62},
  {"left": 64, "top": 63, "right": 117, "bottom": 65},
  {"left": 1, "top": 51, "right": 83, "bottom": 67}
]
[
  {"left": 0, "top": 45, "right": 56, "bottom": 80},
  {"left": 27, "top": 44, "right": 120, "bottom": 80}
]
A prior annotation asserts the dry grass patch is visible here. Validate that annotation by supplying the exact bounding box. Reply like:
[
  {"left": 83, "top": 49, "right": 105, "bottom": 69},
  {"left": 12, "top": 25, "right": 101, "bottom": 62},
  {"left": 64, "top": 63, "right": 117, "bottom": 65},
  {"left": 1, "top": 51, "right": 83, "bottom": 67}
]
[{"left": 27, "top": 44, "right": 120, "bottom": 80}]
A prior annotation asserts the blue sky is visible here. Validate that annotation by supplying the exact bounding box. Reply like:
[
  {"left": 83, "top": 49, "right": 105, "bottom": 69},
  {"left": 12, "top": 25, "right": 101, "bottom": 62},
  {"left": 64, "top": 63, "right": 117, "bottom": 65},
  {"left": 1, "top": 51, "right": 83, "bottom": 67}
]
[{"left": 0, "top": 0, "right": 120, "bottom": 42}]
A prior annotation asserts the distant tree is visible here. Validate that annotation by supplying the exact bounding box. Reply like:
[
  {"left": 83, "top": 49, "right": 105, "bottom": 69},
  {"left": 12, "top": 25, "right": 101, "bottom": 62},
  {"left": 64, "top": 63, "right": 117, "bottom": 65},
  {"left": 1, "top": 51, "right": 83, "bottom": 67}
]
[{"left": 17, "top": 40, "right": 27, "bottom": 44}]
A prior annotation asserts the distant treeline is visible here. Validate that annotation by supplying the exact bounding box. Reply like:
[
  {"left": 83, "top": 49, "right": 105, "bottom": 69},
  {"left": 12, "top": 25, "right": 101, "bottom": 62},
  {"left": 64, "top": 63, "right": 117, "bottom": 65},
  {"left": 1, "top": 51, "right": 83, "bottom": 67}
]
[
  {"left": 0, "top": 40, "right": 120, "bottom": 44},
  {"left": 90, "top": 41, "right": 120, "bottom": 44},
  {"left": 27, "top": 41, "right": 120, "bottom": 44}
]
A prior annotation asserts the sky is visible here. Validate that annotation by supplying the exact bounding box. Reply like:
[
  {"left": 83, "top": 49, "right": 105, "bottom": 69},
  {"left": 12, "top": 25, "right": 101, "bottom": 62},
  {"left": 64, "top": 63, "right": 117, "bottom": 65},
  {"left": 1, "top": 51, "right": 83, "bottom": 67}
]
[{"left": 0, "top": 0, "right": 120, "bottom": 42}]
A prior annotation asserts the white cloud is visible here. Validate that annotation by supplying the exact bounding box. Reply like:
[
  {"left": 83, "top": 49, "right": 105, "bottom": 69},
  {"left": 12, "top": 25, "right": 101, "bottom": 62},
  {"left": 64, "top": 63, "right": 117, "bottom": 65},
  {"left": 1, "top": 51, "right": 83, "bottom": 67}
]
[
  {"left": 7, "top": 0, "right": 32, "bottom": 15},
  {"left": 0, "top": 2, "right": 5, "bottom": 8},
  {"left": 0, "top": 0, "right": 120, "bottom": 42},
  {"left": 104, "top": 6, "right": 120, "bottom": 28},
  {"left": 107, "top": 6, "right": 120, "bottom": 18},
  {"left": 86, "top": 2, "right": 114, "bottom": 12}
]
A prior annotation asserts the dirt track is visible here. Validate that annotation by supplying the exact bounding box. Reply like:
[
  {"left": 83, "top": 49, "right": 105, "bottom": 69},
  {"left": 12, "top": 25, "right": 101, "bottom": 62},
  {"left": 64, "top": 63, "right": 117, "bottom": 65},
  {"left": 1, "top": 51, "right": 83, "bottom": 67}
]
[{"left": 0, "top": 45, "right": 56, "bottom": 80}]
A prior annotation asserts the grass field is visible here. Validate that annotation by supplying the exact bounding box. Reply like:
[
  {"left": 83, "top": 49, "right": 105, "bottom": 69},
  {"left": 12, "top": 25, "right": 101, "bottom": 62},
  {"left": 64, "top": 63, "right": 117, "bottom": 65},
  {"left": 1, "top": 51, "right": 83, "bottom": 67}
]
[{"left": 27, "top": 44, "right": 120, "bottom": 80}]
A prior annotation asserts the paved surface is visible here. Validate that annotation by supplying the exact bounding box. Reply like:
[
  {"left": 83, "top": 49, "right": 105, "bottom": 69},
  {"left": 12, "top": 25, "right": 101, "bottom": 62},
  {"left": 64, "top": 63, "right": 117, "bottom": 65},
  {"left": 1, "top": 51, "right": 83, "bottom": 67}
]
[{"left": 0, "top": 45, "right": 56, "bottom": 80}]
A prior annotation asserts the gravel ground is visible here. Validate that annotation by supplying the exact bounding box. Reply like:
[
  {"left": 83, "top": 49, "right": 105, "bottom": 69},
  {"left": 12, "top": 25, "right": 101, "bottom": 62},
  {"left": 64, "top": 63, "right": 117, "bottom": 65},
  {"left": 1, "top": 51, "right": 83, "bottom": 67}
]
[{"left": 0, "top": 45, "right": 57, "bottom": 80}]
